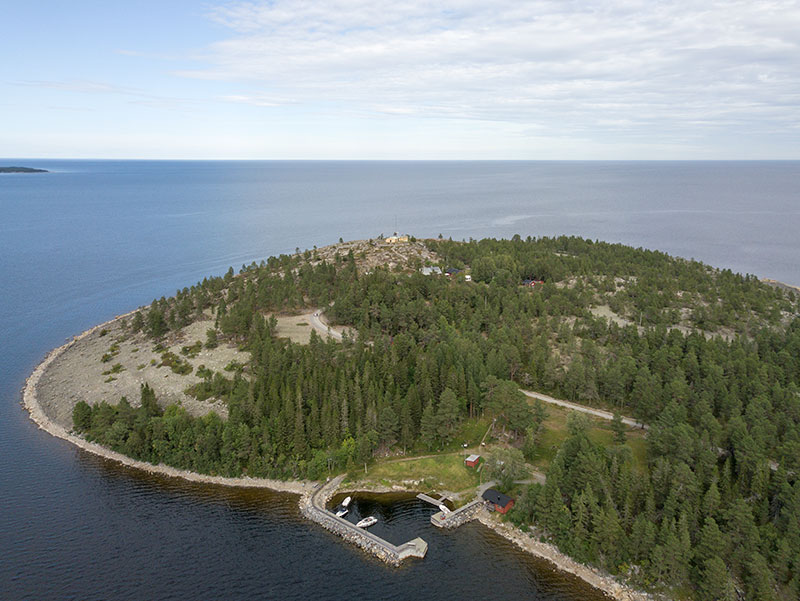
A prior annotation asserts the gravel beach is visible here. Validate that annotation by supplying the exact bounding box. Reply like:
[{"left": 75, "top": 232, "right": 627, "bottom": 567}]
[{"left": 23, "top": 310, "right": 311, "bottom": 495}]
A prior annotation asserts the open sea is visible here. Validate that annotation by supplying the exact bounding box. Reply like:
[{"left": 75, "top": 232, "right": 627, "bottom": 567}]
[{"left": 1, "top": 160, "right": 799, "bottom": 600}]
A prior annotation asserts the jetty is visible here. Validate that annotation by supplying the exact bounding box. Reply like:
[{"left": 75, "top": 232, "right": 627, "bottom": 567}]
[
  {"left": 430, "top": 499, "right": 483, "bottom": 528},
  {"left": 300, "top": 476, "right": 428, "bottom": 567}
]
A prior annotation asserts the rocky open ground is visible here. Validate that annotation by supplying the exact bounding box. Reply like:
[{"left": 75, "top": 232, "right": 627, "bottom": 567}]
[
  {"left": 23, "top": 311, "right": 312, "bottom": 494},
  {"left": 35, "top": 312, "right": 248, "bottom": 429},
  {"left": 304, "top": 237, "right": 441, "bottom": 274}
]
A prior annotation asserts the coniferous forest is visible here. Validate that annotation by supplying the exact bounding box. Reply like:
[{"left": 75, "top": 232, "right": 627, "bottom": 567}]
[{"left": 73, "top": 236, "right": 800, "bottom": 600}]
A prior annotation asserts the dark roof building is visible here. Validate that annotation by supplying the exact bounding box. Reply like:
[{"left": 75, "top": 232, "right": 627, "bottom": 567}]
[{"left": 482, "top": 488, "right": 515, "bottom": 514}]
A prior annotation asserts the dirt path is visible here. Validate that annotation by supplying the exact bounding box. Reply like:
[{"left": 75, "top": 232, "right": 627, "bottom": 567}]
[
  {"left": 381, "top": 451, "right": 459, "bottom": 463},
  {"left": 520, "top": 389, "right": 648, "bottom": 430},
  {"left": 309, "top": 310, "right": 344, "bottom": 341}
]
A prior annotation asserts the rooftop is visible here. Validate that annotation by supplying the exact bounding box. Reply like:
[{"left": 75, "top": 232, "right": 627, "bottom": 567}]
[{"left": 482, "top": 488, "right": 513, "bottom": 507}]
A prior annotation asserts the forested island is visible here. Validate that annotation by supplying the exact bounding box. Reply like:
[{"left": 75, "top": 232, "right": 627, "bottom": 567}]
[
  {"left": 0, "top": 166, "right": 48, "bottom": 173},
  {"left": 29, "top": 235, "right": 800, "bottom": 600}
]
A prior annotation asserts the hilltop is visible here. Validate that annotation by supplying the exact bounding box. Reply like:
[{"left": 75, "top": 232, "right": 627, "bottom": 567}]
[{"left": 297, "top": 236, "right": 440, "bottom": 273}]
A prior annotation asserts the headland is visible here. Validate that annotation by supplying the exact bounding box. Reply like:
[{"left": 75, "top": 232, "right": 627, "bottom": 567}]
[{"left": 23, "top": 235, "right": 799, "bottom": 601}]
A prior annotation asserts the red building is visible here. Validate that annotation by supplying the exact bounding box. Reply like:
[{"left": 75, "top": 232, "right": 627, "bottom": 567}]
[
  {"left": 465, "top": 454, "right": 481, "bottom": 468},
  {"left": 482, "top": 488, "right": 515, "bottom": 514}
]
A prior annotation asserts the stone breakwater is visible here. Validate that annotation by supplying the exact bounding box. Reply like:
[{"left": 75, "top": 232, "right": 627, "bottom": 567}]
[
  {"left": 300, "top": 476, "right": 427, "bottom": 567},
  {"left": 430, "top": 499, "right": 483, "bottom": 528}
]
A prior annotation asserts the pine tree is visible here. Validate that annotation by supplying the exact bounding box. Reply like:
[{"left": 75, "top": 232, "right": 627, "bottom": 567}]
[
  {"left": 698, "top": 556, "right": 737, "bottom": 601},
  {"left": 612, "top": 412, "right": 626, "bottom": 445},
  {"left": 377, "top": 404, "right": 399, "bottom": 448},
  {"left": 140, "top": 383, "right": 161, "bottom": 418},
  {"left": 436, "top": 387, "right": 460, "bottom": 443},
  {"left": 420, "top": 401, "right": 438, "bottom": 450}
]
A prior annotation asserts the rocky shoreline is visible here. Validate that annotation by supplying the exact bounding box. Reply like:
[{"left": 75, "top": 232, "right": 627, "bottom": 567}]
[
  {"left": 22, "top": 312, "right": 311, "bottom": 495},
  {"left": 476, "top": 513, "right": 654, "bottom": 601},
  {"left": 24, "top": 313, "right": 653, "bottom": 601}
]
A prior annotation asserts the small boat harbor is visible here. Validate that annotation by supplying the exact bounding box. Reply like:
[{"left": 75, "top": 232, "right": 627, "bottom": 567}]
[{"left": 299, "top": 475, "right": 503, "bottom": 567}]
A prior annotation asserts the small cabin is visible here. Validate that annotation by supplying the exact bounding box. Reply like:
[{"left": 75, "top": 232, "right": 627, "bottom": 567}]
[
  {"left": 465, "top": 454, "right": 481, "bottom": 468},
  {"left": 482, "top": 488, "right": 515, "bottom": 514},
  {"left": 445, "top": 268, "right": 462, "bottom": 277},
  {"left": 420, "top": 266, "right": 442, "bottom": 276}
]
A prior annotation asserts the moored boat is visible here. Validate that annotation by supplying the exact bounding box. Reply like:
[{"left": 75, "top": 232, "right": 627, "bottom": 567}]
[
  {"left": 355, "top": 516, "right": 377, "bottom": 528},
  {"left": 334, "top": 496, "right": 352, "bottom": 517}
]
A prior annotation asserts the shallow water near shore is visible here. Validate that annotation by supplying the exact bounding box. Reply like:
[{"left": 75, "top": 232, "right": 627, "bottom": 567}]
[{"left": 2, "top": 160, "right": 799, "bottom": 599}]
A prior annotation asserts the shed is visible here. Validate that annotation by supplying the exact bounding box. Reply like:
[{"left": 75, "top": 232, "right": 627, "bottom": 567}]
[
  {"left": 482, "top": 488, "right": 515, "bottom": 514},
  {"left": 465, "top": 454, "right": 481, "bottom": 468}
]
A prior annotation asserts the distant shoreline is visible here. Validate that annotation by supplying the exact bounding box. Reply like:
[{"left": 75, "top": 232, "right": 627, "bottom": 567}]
[{"left": 0, "top": 166, "right": 48, "bottom": 173}]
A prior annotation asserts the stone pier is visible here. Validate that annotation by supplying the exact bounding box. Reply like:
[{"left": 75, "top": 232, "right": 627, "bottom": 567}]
[
  {"left": 300, "top": 476, "right": 428, "bottom": 567},
  {"left": 430, "top": 499, "right": 483, "bottom": 528}
]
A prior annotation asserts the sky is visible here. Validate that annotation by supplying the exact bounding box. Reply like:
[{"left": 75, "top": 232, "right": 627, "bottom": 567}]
[{"left": 2, "top": 0, "right": 799, "bottom": 159}]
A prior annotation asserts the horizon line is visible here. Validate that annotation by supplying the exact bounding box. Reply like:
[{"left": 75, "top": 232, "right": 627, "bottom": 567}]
[{"left": 4, "top": 157, "right": 800, "bottom": 162}]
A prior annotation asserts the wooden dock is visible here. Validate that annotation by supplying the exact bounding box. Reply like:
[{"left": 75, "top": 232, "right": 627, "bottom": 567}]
[{"left": 416, "top": 492, "right": 446, "bottom": 506}]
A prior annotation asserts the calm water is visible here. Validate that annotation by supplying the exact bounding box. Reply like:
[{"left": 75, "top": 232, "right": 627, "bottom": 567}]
[{"left": 2, "top": 160, "right": 799, "bottom": 600}]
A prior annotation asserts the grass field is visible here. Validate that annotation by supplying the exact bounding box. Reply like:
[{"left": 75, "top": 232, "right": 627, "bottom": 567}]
[
  {"left": 273, "top": 313, "right": 314, "bottom": 344},
  {"left": 347, "top": 402, "right": 647, "bottom": 496},
  {"left": 355, "top": 453, "right": 481, "bottom": 494}
]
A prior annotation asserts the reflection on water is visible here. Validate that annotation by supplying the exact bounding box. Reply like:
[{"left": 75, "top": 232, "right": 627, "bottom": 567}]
[{"left": 67, "top": 450, "right": 612, "bottom": 601}]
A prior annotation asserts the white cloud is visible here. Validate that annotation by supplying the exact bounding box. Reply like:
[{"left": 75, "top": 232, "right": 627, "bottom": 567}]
[
  {"left": 6, "top": 0, "right": 798, "bottom": 158},
  {"left": 176, "top": 0, "right": 800, "bottom": 155},
  {"left": 14, "top": 79, "right": 201, "bottom": 111}
]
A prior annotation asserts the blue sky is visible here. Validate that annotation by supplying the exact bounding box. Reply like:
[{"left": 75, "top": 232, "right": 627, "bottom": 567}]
[{"left": 2, "top": 1, "right": 799, "bottom": 159}]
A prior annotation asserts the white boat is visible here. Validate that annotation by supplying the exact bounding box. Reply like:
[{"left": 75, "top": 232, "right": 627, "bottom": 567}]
[
  {"left": 355, "top": 516, "right": 377, "bottom": 528},
  {"left": 334, "top": 496, "right": 352, "bottom": 517}
]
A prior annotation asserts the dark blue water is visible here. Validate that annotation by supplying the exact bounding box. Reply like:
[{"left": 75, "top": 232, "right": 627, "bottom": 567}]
[{"left": 2, "top": 160, "right": 799, "bottom": 600}]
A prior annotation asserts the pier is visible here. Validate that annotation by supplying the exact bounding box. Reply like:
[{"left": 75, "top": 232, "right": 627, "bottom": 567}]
[
  {"left": 416, "top": 492, "right": 448, "bottom": 507},
  {"left": 430, "top": 499, "right": 483, "bottom": 528},
  {"left": 300, "top": 476, "right": 428, "bottom": 567}
]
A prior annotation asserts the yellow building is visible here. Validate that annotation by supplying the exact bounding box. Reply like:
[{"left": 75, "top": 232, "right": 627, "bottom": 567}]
[{"left": 384, "top": 235, "right": 409, "bottom": 244}]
